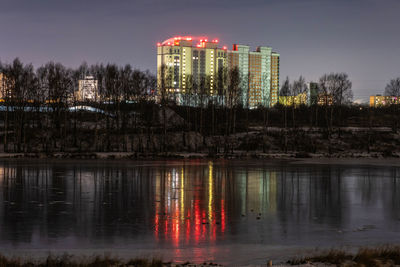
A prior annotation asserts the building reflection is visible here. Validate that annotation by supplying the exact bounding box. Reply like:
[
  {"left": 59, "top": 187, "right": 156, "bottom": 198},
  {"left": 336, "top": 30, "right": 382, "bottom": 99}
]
[
  {"left": 153, "top": 161, "right": 228, "bottom": 246},
  {"left": 0, "top": 160, "right": 399, "bottom": 250},
  {"left": 151, "top": 161, "right": 280, "bottom": 246}
]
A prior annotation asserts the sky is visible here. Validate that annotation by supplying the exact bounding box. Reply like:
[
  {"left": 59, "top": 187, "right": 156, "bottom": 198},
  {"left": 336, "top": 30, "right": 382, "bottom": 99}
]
[{"left": 0, "top": 0, "right": 399, "bottom": 102}]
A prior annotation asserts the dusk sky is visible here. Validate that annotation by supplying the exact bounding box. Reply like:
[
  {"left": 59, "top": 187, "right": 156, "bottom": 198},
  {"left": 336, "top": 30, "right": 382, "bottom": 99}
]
[{"left": 1, "top": 0, "right": 399, "bottom": 102}]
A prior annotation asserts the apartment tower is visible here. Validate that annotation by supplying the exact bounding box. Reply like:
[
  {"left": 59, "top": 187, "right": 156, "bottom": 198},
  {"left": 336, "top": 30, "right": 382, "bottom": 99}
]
[
  {"left": 157, "top": 36, "right": 279, "bottom": 107},
  {"left": 157, "top": 36, "right": 227, "bottom": 100}
]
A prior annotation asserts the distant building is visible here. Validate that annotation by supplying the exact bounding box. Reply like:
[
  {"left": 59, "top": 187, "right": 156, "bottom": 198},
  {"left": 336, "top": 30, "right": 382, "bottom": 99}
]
[
  {"left": 270, "top": 52, "right": 280, "bottom": 106},
  {"left": 0, "top": 73, "right": 13, "bottom": 100},
  {"left": 279, "top": 93, "right": 307, "bottom": 106},
  {"left": 370, "top": 95, "right": 400, "bottom": 107},
  {"left": 306, "top": 82, "right": 319, "bottom": 106},
  {"left": 228, "top": 44, "right": 280, "bottom": 108},
  {"left": 278, "top": 90, "right": 333, "bottom": 107},
  {"left": 0, "top": 73, "right": 5, "bottom": 99},
  {"left": 317, "top": 93, "right": 333, "bottom": 106},
  {"left": 157, "top": 36, "right": 227, "bottom": 105},
  {"left": 76, "top": 76, "right": 99, "bottom": 102},
  {"left": 157, "top": 36, "right": 280, "bottom": 108}
]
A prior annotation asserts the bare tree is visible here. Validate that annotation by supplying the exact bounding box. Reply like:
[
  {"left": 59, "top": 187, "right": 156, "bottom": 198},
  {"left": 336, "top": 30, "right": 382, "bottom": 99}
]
[
  {"left": 1, "top": 59, "right": 39, "bottom": 152},
  {"left": 319, "top": 72, "right": 353, "bottom": 136},
  {"left": 384, "top": 78, "right": 400, "bottom": 97},
  {"left": 319, "top": 73, "right": 352, "bottom": 106},
  {"left": 290, "top": 76, "right": 307, "bottom": 127},
  {"left": 384, "top": 77, "right": 400, "bottom": 131},
  {"left": 157, "top": 64, "right": 172, "bottom": 152},
  {"left": 278, "top": 77, "right": 290, "bottom": 151},
  {"left": 227, "top": 67, "right": 241, "bottom": 135},
  {"left": 198, "top": 74, "right": 211, "bottom": 141},
  {"left": 279, "top": 77, "right": 290, "bottom": 97}
]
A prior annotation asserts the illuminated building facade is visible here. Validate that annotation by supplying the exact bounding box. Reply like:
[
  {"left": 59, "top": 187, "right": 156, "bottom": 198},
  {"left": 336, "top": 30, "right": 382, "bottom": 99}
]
[
  {"left": 0, "top": 73, "right": 14, "bottom": 100},
  {"left": 157, "top": 36, "right": 280, "bottom": 108},
  {"left": 307, "top": 82, "right": 319, "bottom": 106},
  {"left": 157, "top": 36, "right": 227, "bottom": 104},
  {"left": 0, "top": 73, "right": 5, "bottom": 99},
  {"left": 76, "top": 76, "right": 99, "bottom": 102},
  {"left": 226, "top": 44, "right": 279, "bottom": 108},
  {"left": 317, "top": 94, "right": 333, "bottom": 106},
  {"left": 279, "top": 93, "right": 308, "bottom": 106},
  {"left": 270, "top": 52, "right": 280, "bottom": 106},
  {"left": 370, "top": 95, "right": 400, "bottom": 107},
  {"left": 279, "top": 85, "right": 333, "bottom": 107}
]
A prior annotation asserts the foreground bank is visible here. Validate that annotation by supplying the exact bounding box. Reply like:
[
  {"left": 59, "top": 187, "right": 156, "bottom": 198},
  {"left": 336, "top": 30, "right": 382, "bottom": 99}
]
[
  {"left": 2, "top": 124, "right": 400, "bottom": 158},
  {"left": 1, "top": 245, "right": 400, "bottom": 266}
]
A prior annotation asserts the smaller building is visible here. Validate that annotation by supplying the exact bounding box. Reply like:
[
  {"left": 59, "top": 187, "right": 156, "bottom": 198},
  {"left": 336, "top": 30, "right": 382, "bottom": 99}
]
[
  {"left": 0, "top": 73, "right": 14, "bottom": 100},
  {"left": 370, "top": 95, "right": 400, "bottom": 107},
  {"left": 317, "top": 93, "right": 333, "bottom": 106},
  {"left": 76, "top": 76, "right": 99, "bottom": 102},
  {"left": 279, "top": 93, "right": 307, "bottom": 106},
  {"left": 0, "top": 73, "right": 5, "bottom": 99},
  {"left": 306, "top": 82, "right": 319, "bottom": 106},
  {"left": 279, "top": 91, "right": 333, "bottom": 107}
]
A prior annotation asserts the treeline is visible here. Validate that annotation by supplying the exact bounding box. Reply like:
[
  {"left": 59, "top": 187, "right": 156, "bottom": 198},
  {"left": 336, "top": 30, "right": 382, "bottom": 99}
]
[
  {"left": 157, "top": 64, "right": 354, "bottom": 137},
  {"left": 0, "top": 58, "right": 156, "bottom": 152},
  {"left": 0, "top": 58, "right": 399, "bottom": 154}
]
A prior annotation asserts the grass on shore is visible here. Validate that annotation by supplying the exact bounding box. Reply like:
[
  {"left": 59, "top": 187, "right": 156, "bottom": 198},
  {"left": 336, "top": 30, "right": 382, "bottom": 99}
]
[
  {"left": 0, "top": 254, "right": 222, "bottom": 267},
  {"left": 0, "top": 254, "right": 165, "bottom": 267},
  {"left": 289, "top": 245, "right": 400, "bottom": 266}
]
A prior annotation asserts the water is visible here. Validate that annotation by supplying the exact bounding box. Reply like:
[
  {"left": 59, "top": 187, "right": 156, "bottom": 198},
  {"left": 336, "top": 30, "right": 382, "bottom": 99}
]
[{"left": 0, "top": 159, "right": 399, "bottom": 265}]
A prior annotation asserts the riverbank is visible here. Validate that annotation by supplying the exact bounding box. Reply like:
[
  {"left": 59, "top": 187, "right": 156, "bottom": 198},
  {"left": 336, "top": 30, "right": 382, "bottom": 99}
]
[
  {"left": 0, "top": 150, "right": 400, "bottom": 163},
  {"left": 288, "top": 245, "right": 400, "bottom": 266},
  {"left": 1, "top": 245, "right": 400, "bottom": 266}
]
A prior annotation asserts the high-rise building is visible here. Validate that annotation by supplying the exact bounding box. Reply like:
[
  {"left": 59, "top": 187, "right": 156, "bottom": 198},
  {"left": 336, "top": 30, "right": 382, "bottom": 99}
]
[
  {"left": 157, "top": 36, "right": 227, "bottom": 103},
  {"left": 226, "top": 44, "right": 279, "bottom": 108},
  {"left": 270, "top": 52, "right": 280, "bottom": 106},
  {"left": 157, "top": 36, "right": 279, "bottom": 108}
]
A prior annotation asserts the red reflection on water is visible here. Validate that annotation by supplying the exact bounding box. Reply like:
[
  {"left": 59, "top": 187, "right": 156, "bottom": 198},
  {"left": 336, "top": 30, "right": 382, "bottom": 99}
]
[
  {"left": 172, "top": 208, "right": 180, "bottom": 246},
  {"left": 194, "top": 199, "right": 201, "bottom": 243},
  {"left": 153, "top": 166, "right": 230, "bottom": 248},
  {"left": 165, "top": 215, "right": 168, "bottom": 237},
  {"left": 211, "top": 210, "right": 216, "bottom": 242},
  {"left": 154, "top": 212, "right": 159, "bottom": 240},
  {"left": 185, "top": 215, "right": 190, "bottom": 244},
  {"left": 221, "top": 199, "right": 226, "bottom": 234}
]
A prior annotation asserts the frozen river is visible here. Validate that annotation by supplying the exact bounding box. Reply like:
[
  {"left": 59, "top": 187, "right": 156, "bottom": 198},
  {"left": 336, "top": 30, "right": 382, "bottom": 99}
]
[{"left": 0, "top": 159, "right": 399, "bottom": 265}]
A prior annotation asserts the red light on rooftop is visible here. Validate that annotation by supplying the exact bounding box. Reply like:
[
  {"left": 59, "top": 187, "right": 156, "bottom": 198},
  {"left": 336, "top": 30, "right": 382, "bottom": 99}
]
[
  {"left": 157, "top": 42, "right": 161, "bottom": 47},
  {"left": 212, "top": 39, "right": 219, "bottom": 43},
  {"left": 204, "top": 39, "right": 208, "bottom": 42},
  {"left": 186, "top": 37, "right": 192, "bottom": 41},
  {"left": 223, "top": 46, "right": 227, "bottom": 50}
]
